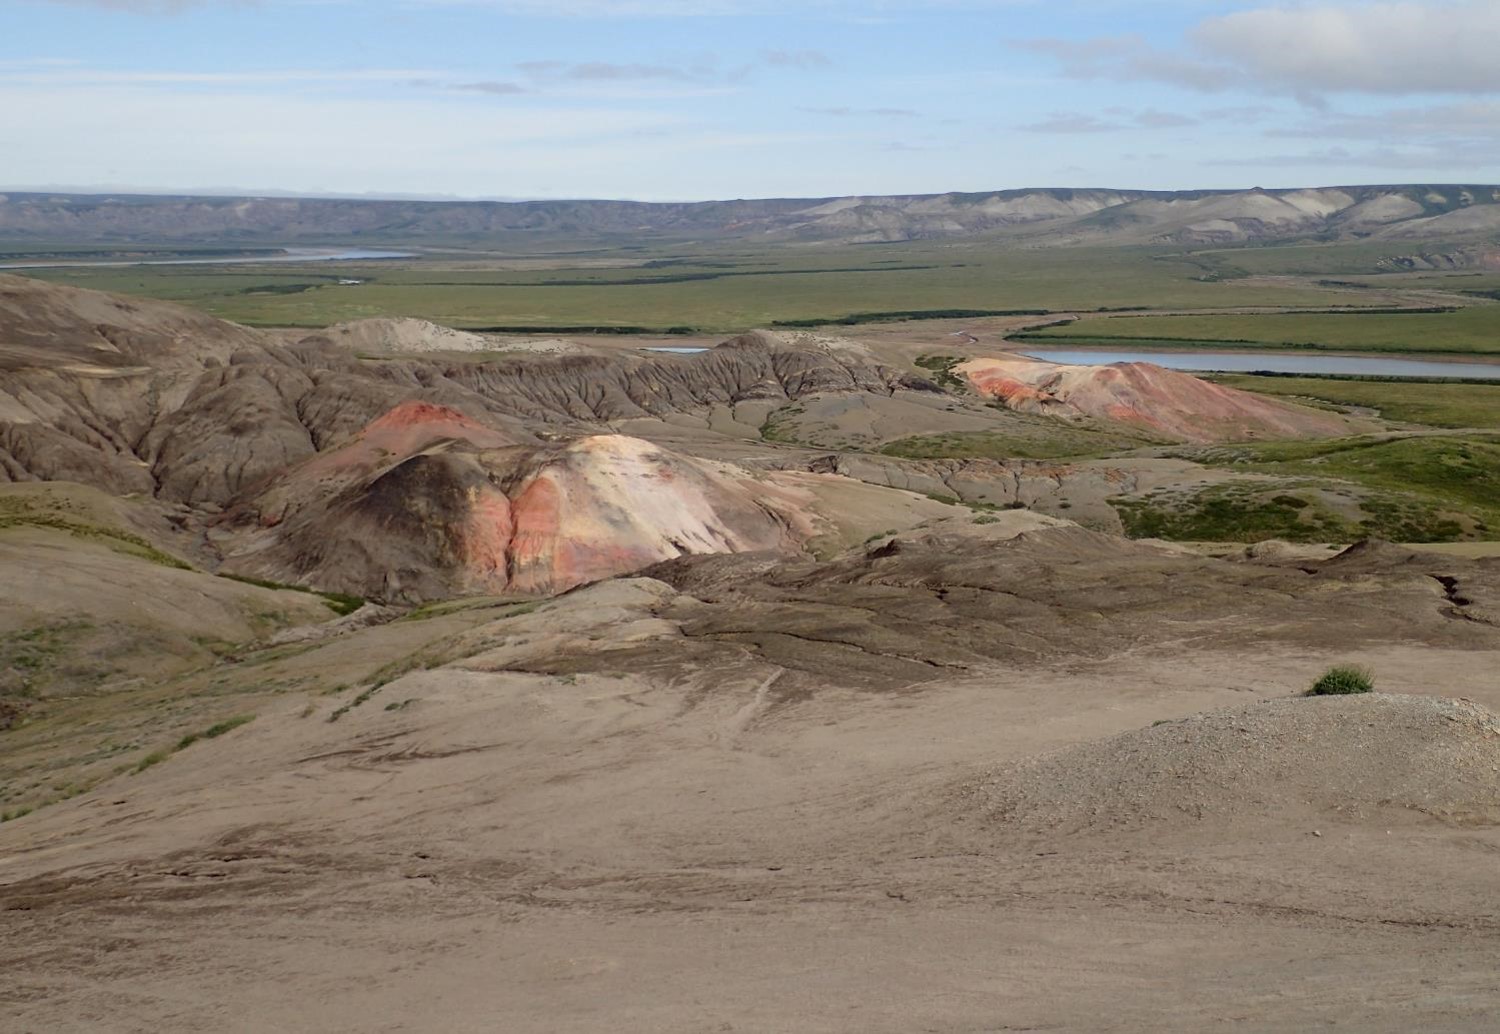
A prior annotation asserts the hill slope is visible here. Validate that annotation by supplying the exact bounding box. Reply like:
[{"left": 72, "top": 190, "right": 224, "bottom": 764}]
[{"left": 2, "top": 184, "right": 1497, "bottom": 247}]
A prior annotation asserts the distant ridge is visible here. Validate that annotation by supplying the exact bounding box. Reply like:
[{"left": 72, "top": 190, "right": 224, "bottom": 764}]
[{"left": 2, "top": 184, "right": 1497, "bottom": 247}]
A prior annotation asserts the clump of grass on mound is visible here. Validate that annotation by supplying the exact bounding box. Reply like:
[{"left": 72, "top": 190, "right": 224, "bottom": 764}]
[{"left": 1307, "top": 665, "right": 1375, "bottom": 696}]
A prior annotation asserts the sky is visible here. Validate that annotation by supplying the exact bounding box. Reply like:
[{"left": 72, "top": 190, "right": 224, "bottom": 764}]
[{"left": 3, "top": 0, "right": 1499, "bottom": 200}]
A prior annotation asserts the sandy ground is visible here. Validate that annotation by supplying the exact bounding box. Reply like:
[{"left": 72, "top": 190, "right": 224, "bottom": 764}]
[{"left": 5, "top": 526, "right": 1500, "bottom": 1032}]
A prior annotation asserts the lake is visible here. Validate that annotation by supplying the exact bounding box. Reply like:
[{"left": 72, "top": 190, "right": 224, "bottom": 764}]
[
  {"left": 0, "top": 248, "right": 414, "bottom": 270},
  {"left": 1020, "top": 348, "right": 1500, "bottom": 381}
]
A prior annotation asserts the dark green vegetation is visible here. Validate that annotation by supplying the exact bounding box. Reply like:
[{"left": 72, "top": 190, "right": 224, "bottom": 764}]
[
  {"left": 218, "top": 573, "right": 365, "bottom": 616},
  {"left": 1115, "top": 485, "right": 1349, "bottom": 543},
  {"left": 1307, "top": 665, "right": 1375, "bottom": 696},
  {"left": 1183, "top": 435, "right": 1500, "bottom": 530},
  {"left": 882, "top": 423, "right": 1155, "bottom": 462},
  {"left": 132, "top": 714, "right": 256, "bottom": 773},
  {"left": 21, "top": 242, "right": 1378, "bottom": 331},
  {"left": 1021, "top": 307, "right": 1500, "bottom": 356},
  {"left": 1114, "top": 431, "right": 1500, "bottom": 545},
  {"left": 1214, "top": 374, "right": 1500, "bottom": 429},
  {"left": 1113, "top": 482, "right": 1470, "bottom": 544},
  {"left": 913, "top": 354, "right": 966, "bottom": 389},
  {"left": 0, "top": 496, "right": 191, "bottom": 570},
  {"left": 0, "top": 620, "right": 93, "bottom": 712},
  {"left": 773, "top": 308, "right": 1048, "bottom": 328}
]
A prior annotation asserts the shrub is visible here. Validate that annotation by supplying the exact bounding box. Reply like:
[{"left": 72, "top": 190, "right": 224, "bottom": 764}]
[{"left": 1307, "top": 664, "right": 1375, "bottom": 696}]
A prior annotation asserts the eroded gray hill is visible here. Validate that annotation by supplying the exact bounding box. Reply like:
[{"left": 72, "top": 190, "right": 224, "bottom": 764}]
[{"left": 0, "top": 275, "right": 928, "bottom": 510}]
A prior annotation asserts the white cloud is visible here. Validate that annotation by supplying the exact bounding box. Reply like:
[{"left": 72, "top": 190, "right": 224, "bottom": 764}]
[
  {"left": 1195, "top": 1, "right": 1500, "bottom": 95},
  {"left": 1023, "top": 1, "right": 1500, "bottom": 98},
  {"left": 1020, "top": 112, "right": 1120, "bottom": 133},
  {"left": 1272, "top": 100, "right": 1500, "bottom": 140},
  {"left": 1019, "top": 107, "right": 1198, "bottom": 133}
]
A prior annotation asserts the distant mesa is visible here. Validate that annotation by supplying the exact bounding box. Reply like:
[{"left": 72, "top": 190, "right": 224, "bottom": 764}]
[
  {"left": 956, "top": 355, "right": 1357, "bottom": 442},
  {"left": 1, "top": 184, "right": 1497, "bottom": 247}
]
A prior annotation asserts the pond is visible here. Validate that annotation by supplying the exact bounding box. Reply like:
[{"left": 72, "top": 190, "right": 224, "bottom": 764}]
[{"left": 1019, "top": 348, "right": 1500, "bottom": 381}]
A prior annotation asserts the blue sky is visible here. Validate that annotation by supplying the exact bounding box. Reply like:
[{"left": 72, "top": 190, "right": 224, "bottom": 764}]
[{"left": 3, "top": 0, "right": 1499, "bottom": 199}]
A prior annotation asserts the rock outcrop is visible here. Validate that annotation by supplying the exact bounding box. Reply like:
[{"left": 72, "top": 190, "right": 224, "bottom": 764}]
[{"left": 214, "top": 401, "right": 816, "bottom": 601}]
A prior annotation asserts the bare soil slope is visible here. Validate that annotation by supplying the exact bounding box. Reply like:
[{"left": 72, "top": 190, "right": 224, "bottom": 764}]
[{"left": 4, "top": 529, "right": 1500, "bottom": 1031}]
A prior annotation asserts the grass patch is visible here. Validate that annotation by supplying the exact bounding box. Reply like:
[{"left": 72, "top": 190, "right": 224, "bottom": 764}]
[
  {"left": 133, "top": 714, "right": 257, "bottom": 774},
  {"left": 1216, "top": 374, "right": 1500, "bottom": 429},
  {"left": 1184, "top": 435, "right": 1500, "bottom": 530},
  {"left": 759, "top": 404, "right": 806, "bottom": 444},
  {"left": 773, "top": 308, "right": 1048, "bottom": 328},
  {"left": 23, "top": 242, "right": 1373, "bottom": 331},
  {"left": 328, "top": 685, "right": 380, "bottom": 723},
  {"left": 1021, "top": 307, "right": 1500, "bottom": 355},
  {"left": 404, "top": 598, "right": 541, "bottom": 622},
  {"left": 913, "top": 354, "right": 965, "bottom": 390},
  {"left": 175, "top": 714, "right": 255, "bottom": 750},
  {"left": 1114, "top": 477, "right": 1475, "bottom": 544},
  {"left": 217, "top": 573, "right": 365, "bottom": 616},
  {"left": 1, "top": 619, "right": 94, "bottom": 704},
  {"left": 881, "top": 425, "right": 1151, "bottom": 461},
  {"left": 132, "top": 749, "right": 171, "bottom": 774},
  {"left": 1307, "top": 665, "right": 1375, "bottom": 695},
  {"left": 1114, "top": 485, "right": 1349, "bottom": 543},
  {"left": 0, "top": 503, "right": 192, "bottom": 570}
]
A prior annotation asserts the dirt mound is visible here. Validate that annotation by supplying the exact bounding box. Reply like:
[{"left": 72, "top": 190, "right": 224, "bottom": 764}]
[
  {"left": 1310, "top": 538, "right": 1434, "bottom": 575},
  {"left": 956, "top": 355, "right": 1356, "bottom": 442},
  {"left": 956, "top": 695, "right": 1500, "bottom": 836},
  {"left": 313, "top": 317, "right": 496, "bottom": 354}
]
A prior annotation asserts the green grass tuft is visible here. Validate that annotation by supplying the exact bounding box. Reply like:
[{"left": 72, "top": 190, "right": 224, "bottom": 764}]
[
  {"left": 1307, "top": 665, "right": 1375, "bottom": 696},
  {"left": 218, "top": 573, "right": 364, "bottom": 615}
]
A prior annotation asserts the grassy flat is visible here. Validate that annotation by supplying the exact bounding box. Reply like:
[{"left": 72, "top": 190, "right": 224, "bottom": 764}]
[
  {"left": 1177, "top": 434, "right": 1500, "bottom": 532},
  {"left": 1022, "top": 307, "right": 1500, "bottom": 355},
  {"left": 1217, "top": 374, "right": 1500, "bottom": 429},
  {"left": 21, "top": 243, "right": 1374, "bottom": 331}
]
